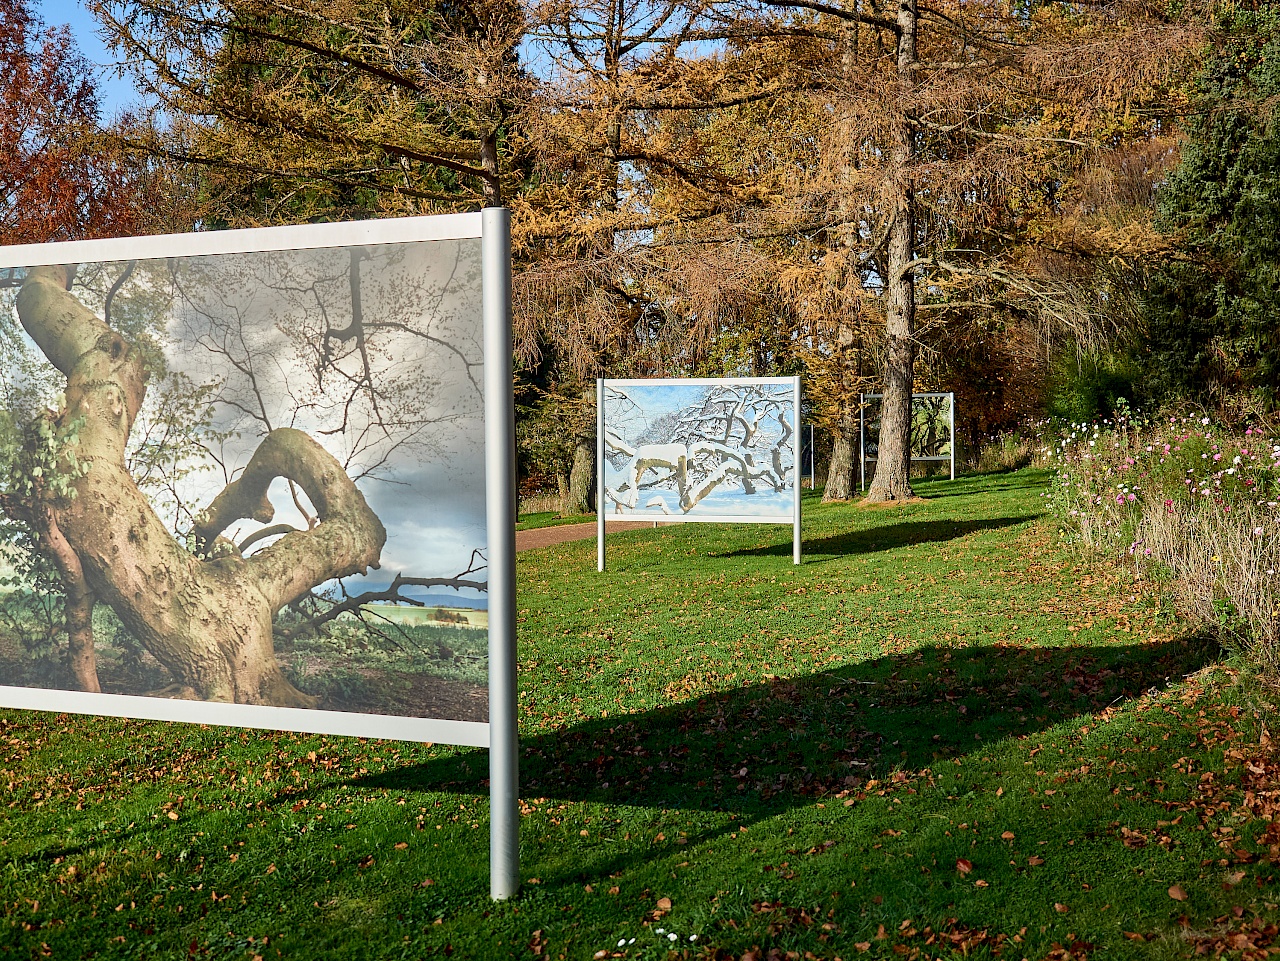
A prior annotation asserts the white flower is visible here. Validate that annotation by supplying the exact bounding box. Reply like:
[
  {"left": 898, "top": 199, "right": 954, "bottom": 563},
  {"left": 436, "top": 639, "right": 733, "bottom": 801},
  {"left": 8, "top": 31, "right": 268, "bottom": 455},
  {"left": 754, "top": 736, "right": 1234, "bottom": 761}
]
[
  {"left": 656, "top": 928, "right": 665, "bottom": 935},
  {"left": 690, "top": 935, "right": 699, "bottom": 942},
  {"left": 618, "top": 940, "right": 627, "bottom": 948},
  {"left": 1202, "top": 417, "right": 1211, "bottom": 425},
  {"left": 669, "top": 933, "right": 678, "bottom": 942}
]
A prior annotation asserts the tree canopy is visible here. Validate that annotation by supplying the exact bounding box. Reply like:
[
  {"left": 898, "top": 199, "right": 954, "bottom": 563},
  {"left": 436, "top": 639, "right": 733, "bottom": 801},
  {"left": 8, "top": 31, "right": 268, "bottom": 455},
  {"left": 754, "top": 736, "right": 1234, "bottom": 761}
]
[{"left": 1138, "top": 5, "right": 1280, "bottom": 414}]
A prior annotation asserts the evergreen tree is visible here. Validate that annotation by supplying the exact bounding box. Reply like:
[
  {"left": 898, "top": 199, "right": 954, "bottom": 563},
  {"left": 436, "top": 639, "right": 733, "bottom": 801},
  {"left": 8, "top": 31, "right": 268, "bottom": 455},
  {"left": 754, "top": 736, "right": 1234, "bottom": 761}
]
[{"left": 1140, "top": 7, "right": 1280, "bottom": 412}]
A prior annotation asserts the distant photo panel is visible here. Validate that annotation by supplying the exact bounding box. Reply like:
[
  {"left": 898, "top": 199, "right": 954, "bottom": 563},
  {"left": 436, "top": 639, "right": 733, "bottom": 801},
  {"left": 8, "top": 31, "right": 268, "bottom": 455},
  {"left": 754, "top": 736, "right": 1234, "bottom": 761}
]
[{"left": 602, "top": 378, "right": 798, "bottom": 522}]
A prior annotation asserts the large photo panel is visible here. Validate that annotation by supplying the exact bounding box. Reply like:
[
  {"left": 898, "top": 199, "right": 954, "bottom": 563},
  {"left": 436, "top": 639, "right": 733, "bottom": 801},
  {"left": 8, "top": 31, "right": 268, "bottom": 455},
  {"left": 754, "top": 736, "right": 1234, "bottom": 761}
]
[
  {"left": 0, "top": 216, "right": 492, "bottom": 745},
  {"left": 601, "top": 377, "right": 799, "bottom": 523}
]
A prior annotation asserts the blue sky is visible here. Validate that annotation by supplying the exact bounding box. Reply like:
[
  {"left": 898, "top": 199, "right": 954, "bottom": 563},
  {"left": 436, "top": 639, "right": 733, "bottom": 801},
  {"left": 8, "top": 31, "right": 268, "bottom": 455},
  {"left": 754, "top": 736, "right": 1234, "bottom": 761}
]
[{"left": 38, "top": 0, "right": 138, "bottom": 117}]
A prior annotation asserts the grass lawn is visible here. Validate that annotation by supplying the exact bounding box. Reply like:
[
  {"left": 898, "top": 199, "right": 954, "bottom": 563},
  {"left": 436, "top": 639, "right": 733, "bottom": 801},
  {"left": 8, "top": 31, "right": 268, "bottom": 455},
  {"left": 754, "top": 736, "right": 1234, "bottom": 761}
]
[
  {"left": 517, "top": 511, "right": 594, "bottom": 531},
  {"left": 2, "top": 468, "right": 1277, "bottom": 959}
]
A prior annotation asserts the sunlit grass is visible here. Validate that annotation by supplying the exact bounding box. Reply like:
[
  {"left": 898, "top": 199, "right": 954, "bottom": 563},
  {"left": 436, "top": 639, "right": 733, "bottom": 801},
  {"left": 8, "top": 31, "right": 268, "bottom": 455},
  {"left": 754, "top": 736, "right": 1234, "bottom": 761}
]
[{"left": 1, "top": 468, "right": 1275, "bottom": 960}]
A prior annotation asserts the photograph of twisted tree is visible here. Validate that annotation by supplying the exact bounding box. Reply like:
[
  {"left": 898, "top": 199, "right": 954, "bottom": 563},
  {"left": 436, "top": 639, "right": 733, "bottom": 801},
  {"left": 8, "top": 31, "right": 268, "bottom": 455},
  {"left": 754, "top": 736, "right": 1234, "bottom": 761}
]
[
  {"left": 862, "top": 392, "right": 954, "bottom": 469},
  {"left": 0, "top": 237, "right": 488, "bottom": 724},
  {"left": 602, "top": 379, "right": 796, "bottom": 519}
]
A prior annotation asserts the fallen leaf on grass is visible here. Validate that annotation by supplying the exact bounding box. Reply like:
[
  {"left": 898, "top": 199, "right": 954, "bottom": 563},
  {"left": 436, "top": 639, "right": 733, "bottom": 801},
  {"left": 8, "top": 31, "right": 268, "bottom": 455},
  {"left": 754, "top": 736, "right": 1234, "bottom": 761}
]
[
  {"left": 1001, "top": 831, "right": 1015, "bottom": 840},
  {"left": 1028, "top": 856, "right": 1045, "bottom": 866},
  {"left": 1169, "top": 885, "right": 1188, "bottom": 901},
  {"left": 956, "top": 859, "right": 973, "bottom": 875},
  {"left": 656, "top": 897, "right": 672, "bottom": 911},
  {"left": 1054, "top": 903, "right": 1069, "bottom": 914}
]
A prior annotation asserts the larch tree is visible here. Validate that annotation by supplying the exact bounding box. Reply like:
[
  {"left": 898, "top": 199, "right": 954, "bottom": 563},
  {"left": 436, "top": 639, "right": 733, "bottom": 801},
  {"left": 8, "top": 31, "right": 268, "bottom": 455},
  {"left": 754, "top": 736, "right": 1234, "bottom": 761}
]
[
  {"left": 696, "top": 0, "right": 1206, "bottom": 501},
  {"left": 514, "top": 0, "right": 806, "bottom": 511},
  {"left": 91, "top": 0, "right": 529, "bottom": 222}
]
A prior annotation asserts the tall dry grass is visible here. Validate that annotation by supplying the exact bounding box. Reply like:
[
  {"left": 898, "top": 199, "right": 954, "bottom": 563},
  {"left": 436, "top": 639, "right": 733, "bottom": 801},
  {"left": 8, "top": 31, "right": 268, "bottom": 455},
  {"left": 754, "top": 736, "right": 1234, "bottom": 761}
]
[{"left": 1142, "top": 503, "right": 1280, "bottom": 672}]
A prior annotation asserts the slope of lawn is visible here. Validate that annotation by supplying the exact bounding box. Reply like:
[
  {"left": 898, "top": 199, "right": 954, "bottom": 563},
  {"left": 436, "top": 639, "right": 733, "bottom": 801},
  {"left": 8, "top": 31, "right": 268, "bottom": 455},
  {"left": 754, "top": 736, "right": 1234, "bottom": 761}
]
[{"left": 2, "top": 467, "right": 1277, "bottom": 960}]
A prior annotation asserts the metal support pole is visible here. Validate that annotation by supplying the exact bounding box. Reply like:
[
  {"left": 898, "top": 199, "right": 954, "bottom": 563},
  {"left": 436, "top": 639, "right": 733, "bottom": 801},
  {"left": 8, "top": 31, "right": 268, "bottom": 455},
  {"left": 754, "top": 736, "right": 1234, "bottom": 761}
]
[
  {"left": 793, "top": 377, "right": 802, "bottom": 565},
  {"left": 596, "top": 379, "right": 606, "bottom": 572},
  {"left": 482, "top": 207, "right": 519, "bottom": 901},
  {"left": 949, "top": 392, "right": 956, "bottom": 481}
]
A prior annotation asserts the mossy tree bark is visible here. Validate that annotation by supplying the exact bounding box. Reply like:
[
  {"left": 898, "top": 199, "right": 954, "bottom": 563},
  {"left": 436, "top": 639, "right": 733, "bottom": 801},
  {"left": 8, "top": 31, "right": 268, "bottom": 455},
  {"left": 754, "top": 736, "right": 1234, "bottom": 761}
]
[{"left": 16, "top": 265, "right": 387, "bottom": 706}]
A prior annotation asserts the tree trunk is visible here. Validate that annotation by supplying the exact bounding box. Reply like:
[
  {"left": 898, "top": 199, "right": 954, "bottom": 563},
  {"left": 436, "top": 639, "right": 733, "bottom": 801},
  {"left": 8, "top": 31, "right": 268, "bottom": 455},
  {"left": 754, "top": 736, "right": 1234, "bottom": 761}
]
[
  {"left": 561, "top": 385, "right": 596, "bottom": 515},
  {"left": 864, "top": 0, "right": 918, "bottom": 504},
  {"left": 480, "top": 130, "right": 502, "bottom": 207},
  {"left": 64, "top": 580, "right": 99, "bottom": 693},
  {"left": 563, "top": 441, "right": 595, "bottom": 515},
  {"left": 16, "top": 265, "right": 387, "bottom": 708},
  {"left": 41, "top": 514, "right": 100, "bottom": 693},
  {"left": 822, "top": 410, "right": 858, "bottom": 501}
]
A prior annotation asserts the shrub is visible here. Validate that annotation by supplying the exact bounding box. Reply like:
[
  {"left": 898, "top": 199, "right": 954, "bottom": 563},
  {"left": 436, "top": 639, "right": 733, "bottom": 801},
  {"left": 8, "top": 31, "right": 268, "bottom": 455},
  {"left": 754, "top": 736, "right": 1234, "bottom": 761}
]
[{"left": 1048, "top": 410, "right": 1280, "bottom": 670}]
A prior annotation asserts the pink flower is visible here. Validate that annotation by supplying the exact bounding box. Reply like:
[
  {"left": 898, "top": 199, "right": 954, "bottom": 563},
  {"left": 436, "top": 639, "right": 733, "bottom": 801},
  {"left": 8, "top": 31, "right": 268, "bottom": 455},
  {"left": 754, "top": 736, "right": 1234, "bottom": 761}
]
[
  {"left": 1127, "top": 493, "right": 1137, "bottom": 502},
  {"left": 1116, "top": 494, "right": 1126, "bottom": 504}
]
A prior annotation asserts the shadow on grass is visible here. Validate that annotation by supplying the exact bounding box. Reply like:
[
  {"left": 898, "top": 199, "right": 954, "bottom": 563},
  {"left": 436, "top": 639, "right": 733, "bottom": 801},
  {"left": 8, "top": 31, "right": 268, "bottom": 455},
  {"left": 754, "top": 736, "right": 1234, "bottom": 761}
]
[
  {"left": 355, "top": 633, "right": 1219, "bottom": 818},
  {"left": 914, "top": 469, "right": 1050, "bottom": 499},
  {"left": 730, "top": 514, "right": 1038, "bottom": 560}
]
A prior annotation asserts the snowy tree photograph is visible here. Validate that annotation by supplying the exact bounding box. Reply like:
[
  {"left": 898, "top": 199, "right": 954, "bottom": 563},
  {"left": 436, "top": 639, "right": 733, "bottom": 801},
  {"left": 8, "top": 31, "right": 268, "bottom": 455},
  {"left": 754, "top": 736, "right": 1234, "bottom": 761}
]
[{"left": 601, "top": 380, "right": 797, "bottom": 520}]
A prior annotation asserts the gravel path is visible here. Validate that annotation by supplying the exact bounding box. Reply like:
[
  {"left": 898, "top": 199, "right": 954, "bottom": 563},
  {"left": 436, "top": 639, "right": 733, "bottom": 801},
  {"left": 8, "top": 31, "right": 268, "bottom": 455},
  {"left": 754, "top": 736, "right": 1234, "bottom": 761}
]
[{"left": 514, "top": 520, "right": 657, "bottom": 552}]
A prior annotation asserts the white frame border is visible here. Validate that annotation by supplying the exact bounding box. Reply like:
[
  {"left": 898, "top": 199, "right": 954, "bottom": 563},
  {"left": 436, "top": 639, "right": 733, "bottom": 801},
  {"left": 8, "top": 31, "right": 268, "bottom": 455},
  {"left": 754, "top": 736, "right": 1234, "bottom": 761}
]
[
  {"left": 0, "top": 213, "right": 483, "bottom": 269},
  {"left": 597, "top": 375, "right": 802, "bottom": 569},
  {"left": 859, "top": 390, "right": 957, "bottom": 488},
  {"left": 0, "top": 215, "right": 493, "bottom": 750}
]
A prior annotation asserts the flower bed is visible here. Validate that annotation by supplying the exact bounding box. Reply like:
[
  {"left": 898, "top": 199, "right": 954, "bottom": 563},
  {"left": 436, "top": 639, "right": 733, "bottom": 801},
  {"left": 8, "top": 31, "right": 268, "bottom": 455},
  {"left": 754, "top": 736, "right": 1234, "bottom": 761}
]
[{"left": 1048, "top": 410, "right": 1280, "bottom": 670}]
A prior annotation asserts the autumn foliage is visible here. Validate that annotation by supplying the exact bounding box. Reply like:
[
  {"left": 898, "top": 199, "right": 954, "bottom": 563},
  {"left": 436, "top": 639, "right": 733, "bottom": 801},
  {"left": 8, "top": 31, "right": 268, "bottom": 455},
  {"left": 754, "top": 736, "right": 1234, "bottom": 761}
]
[{"left": 0, "top": 0, "right": 151, "bottom": 243}]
